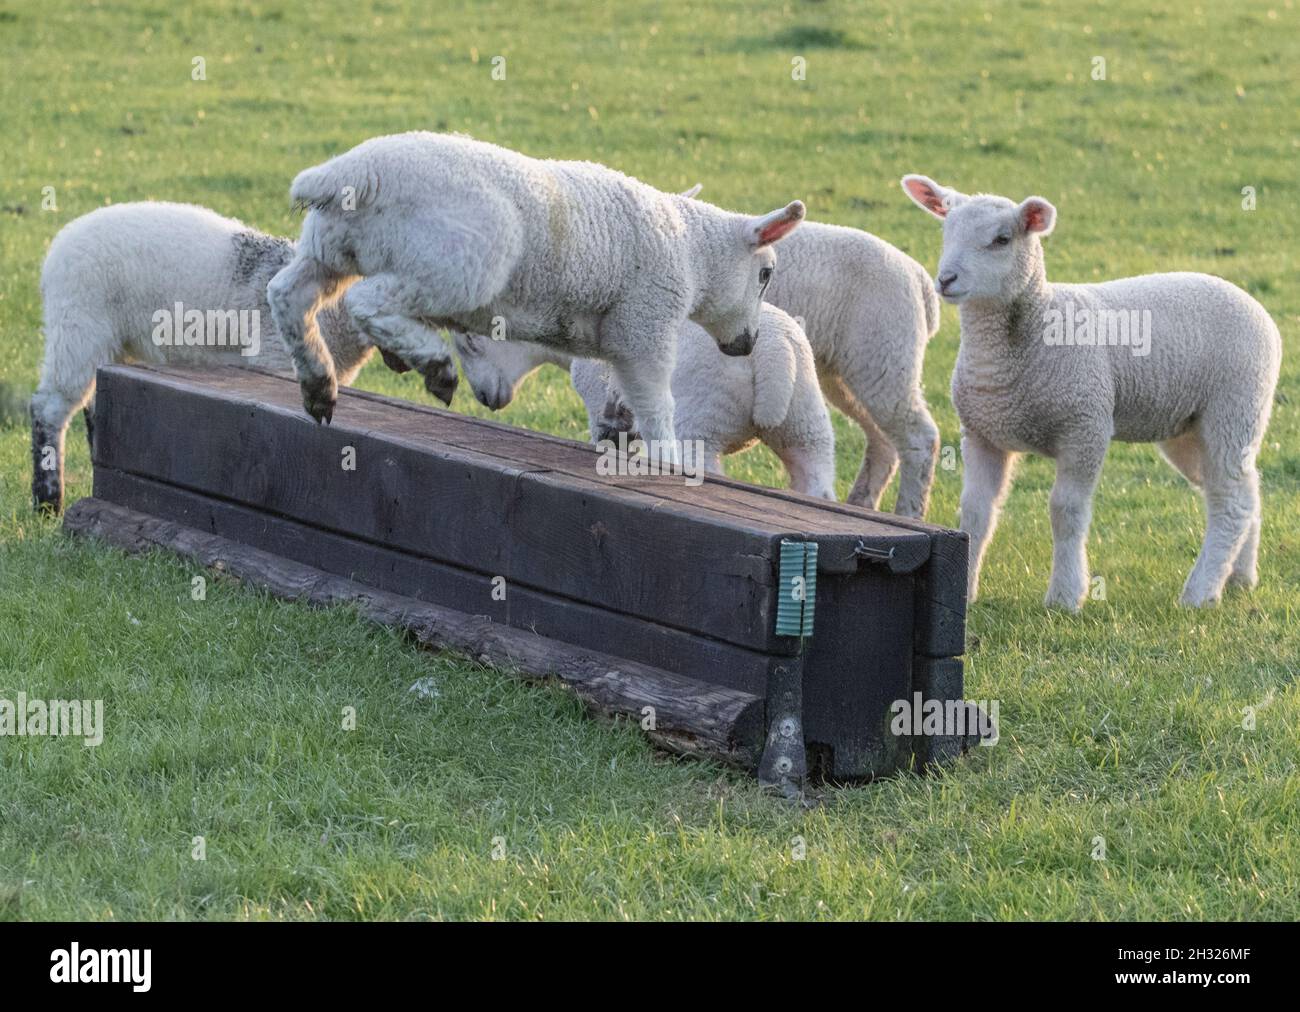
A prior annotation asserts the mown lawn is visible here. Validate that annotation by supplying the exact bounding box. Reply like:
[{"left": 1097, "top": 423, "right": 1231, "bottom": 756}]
[{"left": 0, "top": 0, "right": 1296, "bottom": 920}]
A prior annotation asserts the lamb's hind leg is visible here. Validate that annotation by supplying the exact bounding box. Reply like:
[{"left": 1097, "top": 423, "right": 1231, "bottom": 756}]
[
  {"left": 342, "top": 274, "right": 459, "bottom": 405},
  {"left": 818, "top": 372, "right": 897, "bottom": 510},
  {"left": 1180, "top": 396, "right": 1265, "bottom": 605},
  {"left": 776, "top": 440, "right": 838, "bottom": 500},
  {"left": 1182, "top": 458, "right": 1258, "bottom": 607},
  {"left": 267, "top": 254, "right": 348, "bottom": 423},
  {"left": 31, "top": 379, "right": 93, "bottom": 515}
]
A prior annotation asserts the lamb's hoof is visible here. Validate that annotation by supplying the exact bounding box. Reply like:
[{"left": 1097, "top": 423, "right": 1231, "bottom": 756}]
[
  {"left": 1179, "top": 587, "right": 1222, "bottom": 608},
  {"left": 379, "top": 348, "right": 413, "bottom": 374},
  {"left": 597, "top": 423, "right": 641, "bottom": 446},
  {"left": 301, "top": 375, "right": 338, "bottom": 425},
  {"left": 33, "top": 495, "right": 62, "bottom": 518},
  {"left": 1043, "top": 589, "right": 1084, "bottom": 612},
  {"left": 422, "top": 362, "right": 459, "bottom": 406}
]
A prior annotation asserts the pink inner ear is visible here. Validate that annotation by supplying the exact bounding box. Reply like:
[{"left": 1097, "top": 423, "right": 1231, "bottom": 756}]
[
  {"left": 1022, "top": 201, "right": 1051, "bottom": 233},
  {"left": 904, "top": 178, "right": 948, "bottom": 217},
  {"left": 758, "top": 215, "right": 800, "bottom": 245}
]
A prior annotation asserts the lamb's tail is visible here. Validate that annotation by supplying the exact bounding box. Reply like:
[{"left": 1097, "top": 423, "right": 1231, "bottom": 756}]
[
  {"left": 289, "top": 154, "right": 379, "bottom": 213},
  {"left": 751, "top": 321, "right": 798, "bottom": 430}
]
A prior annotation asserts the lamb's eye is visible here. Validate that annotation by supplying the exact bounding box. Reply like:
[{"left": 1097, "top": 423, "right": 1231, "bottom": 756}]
[
  {"left": 991, "top": 235, "right": 1011, "bottom": 247},
  {"left": 759, "top": 267, "right": 774, "bottom": 286}
]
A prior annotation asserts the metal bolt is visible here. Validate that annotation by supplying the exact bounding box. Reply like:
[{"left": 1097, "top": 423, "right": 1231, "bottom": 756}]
[{"left": 779, "top": 718, "right": 797, "bottom": 738}]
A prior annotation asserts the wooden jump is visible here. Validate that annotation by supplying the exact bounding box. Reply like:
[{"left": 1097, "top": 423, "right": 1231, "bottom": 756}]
[{"left": 63, "top": 364, "right": 971, "bottom": 788}]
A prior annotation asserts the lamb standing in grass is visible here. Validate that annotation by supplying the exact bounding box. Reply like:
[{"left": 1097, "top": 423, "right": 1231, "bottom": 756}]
[
  {"left": 268, "top": 131, "right": 805, "bottom": 465},
  {"left": 31, "top": 202, "right": 381, "bottom": 514},
  {"left": 902, "top": 174, "right": 1282, "bottom": 609},
  {"left": 457, "top": 195, "right": 942, "bottom": 517},
  {"left": 569, "top": 304, "right": 837, "bottom": 498}
]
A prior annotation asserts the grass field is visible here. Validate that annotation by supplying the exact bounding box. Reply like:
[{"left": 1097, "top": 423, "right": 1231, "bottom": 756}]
[{"left": 1, "top": 0, "right": 1297, "bottom": 920}]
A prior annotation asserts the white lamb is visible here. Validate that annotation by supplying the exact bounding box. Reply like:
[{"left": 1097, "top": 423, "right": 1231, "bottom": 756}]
[
  {"left": 30, "top": 202, "right": 382, "bottom": 513},
  {"left": 567, "top": 303, "right": 837, "bottom": 498},
  {"left": 901, "top": 174, "right": 1282, "bottom": 609},
  {"left": 455, "top": 191, "right": 941, "bottom": 516},
  {"left": 267, "top": 131, "right": 805, "bottom": 467}
]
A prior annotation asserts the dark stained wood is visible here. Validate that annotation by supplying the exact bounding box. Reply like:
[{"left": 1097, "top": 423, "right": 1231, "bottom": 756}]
[
  {"left": 909, "top": 656, "right": 974, "bottom": 769},
  {"left": 92, "top": 466, "right": 782, "bottom": 696},
  {"left": 79, "top": 363, "right": 971, "bottom": 781},
  {"left": 63, "top": 496, "right": 766, "bottom": 768},
  {"left": 93, "top": 366, "right": 793, "bottom": 654}
]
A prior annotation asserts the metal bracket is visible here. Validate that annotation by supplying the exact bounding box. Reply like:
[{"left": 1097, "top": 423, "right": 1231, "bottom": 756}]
[
  {"left": 854, "top": 539, "right": 897, "bottom": 564},
  {"left": 762, "top": 540, "right": 817, "bottom": 797},
  {"left": 757, "top": 658, "right": 807, "bottom": 798}
]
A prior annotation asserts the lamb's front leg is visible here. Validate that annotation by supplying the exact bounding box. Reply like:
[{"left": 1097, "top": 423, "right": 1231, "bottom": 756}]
[
  {"left": 267, "top": 255, "right": 347, "bottom": 423},
  {"left": 609, "top": 358, "right": 680, "bottom": 468},
  {"left": 602, "top": 307, "right": 681, "bottom": 468},
  {"left": 1044, "top": 441, "right": 1107, "bottom": 611},
  {"left": 959, "top": 429, "right": 1016, "bottom": 603}
]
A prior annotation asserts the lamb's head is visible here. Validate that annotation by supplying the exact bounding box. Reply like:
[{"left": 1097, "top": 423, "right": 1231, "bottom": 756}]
[
  {"left": 901, "top": 175, "right": 1055, "bottom": 304},
  {"left": 453, "top": 332, "right": 553, "bottom": 410},
  {"left": 691, "top": 201, "right": 805, "bottom": 357}
]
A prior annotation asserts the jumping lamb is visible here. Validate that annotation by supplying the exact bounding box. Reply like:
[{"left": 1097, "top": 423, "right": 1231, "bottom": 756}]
[
  {"left": 267, "top": 131, "right": 805, "bottom": 466},
  {"left": 31, "top": 202, "right": 383, "bottom": 514},
  {"left": 901, "top": 174, "right": 1282, "bottom": 609},
  {"left": 455, "top": 193, "right": 941, "bottom": 516},
  {"left": 569, "top": 303, "right": 837, "bottom": 498}
]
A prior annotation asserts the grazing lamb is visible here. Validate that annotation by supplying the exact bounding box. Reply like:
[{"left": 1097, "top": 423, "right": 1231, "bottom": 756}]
[
  {"left": 901, "top": 174, "right": 1282, "bottom": 609},
  {"left": 455, "top": 193, "right": 941, "bottom": 516},
  {"left": 267, "top": 131, "right": 805, "bottom": 465},
  {"left": 569, "top": 304, "right": 837, "bottom": 498},
  {"left": 31, "top": 202, "right": 382, "bottom": 514}
]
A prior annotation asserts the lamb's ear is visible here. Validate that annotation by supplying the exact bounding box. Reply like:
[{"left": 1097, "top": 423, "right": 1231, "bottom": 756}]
[
  {"left": 680, "top": 183, "right": 703, "bottom": 199},
  {"left": 901, "top": 174, "right": 962, "bottom": 219},
  {"left": 746, "top": 201, "right": 805, "bottom": 247},
  {"left": 1017, "top": 197, "right": 1056, "bottom": 236}
]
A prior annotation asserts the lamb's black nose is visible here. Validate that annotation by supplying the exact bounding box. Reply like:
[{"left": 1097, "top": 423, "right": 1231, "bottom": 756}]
[
  {"left": 937, "top": 272, "right": 958, "bottom": 294},
  {"left": 720, "top": 331, "right": 754, "bottom": 357}
]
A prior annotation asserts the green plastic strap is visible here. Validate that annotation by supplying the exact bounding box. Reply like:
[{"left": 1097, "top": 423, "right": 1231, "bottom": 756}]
[{"left": 775, "top": 539, "right": 818, "bottom": 638}]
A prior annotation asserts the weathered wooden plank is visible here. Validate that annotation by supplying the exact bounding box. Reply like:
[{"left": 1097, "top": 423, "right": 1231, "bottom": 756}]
[
  {"left": 63, "top": 496, "right": 767, "bottom": 768},
  {"left": 908, "top": 656, "right": 975, "bottom": 769},
  {"left": 103, "top": 363, "right": 937, "bottom": 552},
  {"left": 93, "top": 366, "right": 794, "bottom": 654},
  {"left": 91, "top": 466, "right": 782, "bottom": 696},
  {"left": 798, "top": 567, "right": 916, "bottom": 780}
]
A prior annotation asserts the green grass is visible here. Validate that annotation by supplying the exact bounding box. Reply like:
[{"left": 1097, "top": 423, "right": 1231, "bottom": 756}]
[{"left": 1, "top": 0, "right": 1297, "bottom": 920}]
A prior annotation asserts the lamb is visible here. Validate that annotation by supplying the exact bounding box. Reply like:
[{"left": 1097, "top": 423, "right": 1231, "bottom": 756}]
[
  {"left": 267, "top": 131, "right": 805, "bottom": 466},
  {"left": 455, "top": 193, "right": 941, "bottom": 517},
  {"left": 901, "top": 174, "right": 1282, "bottom": 609},
  {"left": 569, "top": 303, "right": 837, "bottom": 498},
  {"left": 30, "top": 202, "right": 383, "bottom": 514}
]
